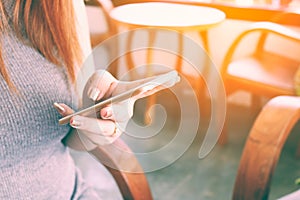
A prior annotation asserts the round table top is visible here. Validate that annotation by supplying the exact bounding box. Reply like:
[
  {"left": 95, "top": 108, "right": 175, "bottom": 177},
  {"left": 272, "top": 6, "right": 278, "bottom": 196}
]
[{"left": 109, "top": 2, "right": 226, "bottom": 31}]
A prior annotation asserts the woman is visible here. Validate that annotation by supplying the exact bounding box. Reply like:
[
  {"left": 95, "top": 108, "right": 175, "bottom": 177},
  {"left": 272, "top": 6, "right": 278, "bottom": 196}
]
[
  {"left": 0, "top": 0, "right": 116, "bottom": 198},
  {"left": 0, "top": 0, "right": 176, "bottom": 199}
]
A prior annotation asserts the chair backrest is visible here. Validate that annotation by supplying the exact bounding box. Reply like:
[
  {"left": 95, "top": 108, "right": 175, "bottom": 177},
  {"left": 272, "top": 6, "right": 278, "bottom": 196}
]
[
  {"left": 220, "top": 19, "right": 300, "bottom": 99},
  {"left": 256, "top": 11, "right": 300, "bottom": 54},
  {"left": 221, "top": 21, "right": 300, "bottom": 75},
  {"left": 233, "top": 96, "right": 300, "bottom": 200}
]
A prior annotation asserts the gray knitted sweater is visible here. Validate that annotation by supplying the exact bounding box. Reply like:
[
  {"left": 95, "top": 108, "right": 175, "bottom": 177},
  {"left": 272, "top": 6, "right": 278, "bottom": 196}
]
[{"left": 0, "top": 1, "right": 89, "bottom": 199}]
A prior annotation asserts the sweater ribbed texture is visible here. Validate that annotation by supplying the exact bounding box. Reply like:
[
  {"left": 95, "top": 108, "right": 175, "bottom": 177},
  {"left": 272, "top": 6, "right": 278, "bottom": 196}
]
[{"left": 0, "top": 1, "right": 95, "bottom": 199}]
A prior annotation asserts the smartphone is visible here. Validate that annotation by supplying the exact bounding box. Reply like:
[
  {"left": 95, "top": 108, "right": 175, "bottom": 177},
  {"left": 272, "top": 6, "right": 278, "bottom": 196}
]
[{"left": 58, "top": 70, "right": 180, "bottom": 125}]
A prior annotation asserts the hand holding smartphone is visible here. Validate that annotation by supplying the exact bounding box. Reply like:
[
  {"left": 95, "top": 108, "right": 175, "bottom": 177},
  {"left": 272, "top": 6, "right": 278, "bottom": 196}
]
[{"left": 58, "top": 70, "right": 180, "bottom": 125}]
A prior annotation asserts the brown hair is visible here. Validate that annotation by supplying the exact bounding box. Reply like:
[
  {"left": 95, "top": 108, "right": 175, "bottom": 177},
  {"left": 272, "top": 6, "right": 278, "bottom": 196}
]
[{"left": 0, "top": 0, "right": 83, "bottom": 90}]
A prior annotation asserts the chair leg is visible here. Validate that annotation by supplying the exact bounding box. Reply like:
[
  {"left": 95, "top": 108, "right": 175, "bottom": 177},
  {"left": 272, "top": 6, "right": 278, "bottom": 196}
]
[
  {"left": 218, "top": 113, "right": 228, "bottom": 145},
  {"left": 144, "top": 30, "right": 156, "bottom": 124},
  {"left": 125, "top": 30, "right": 138, "bottom": 80},
  {"left": 251, "top": 94, "right": 262, "bottom": 113}
]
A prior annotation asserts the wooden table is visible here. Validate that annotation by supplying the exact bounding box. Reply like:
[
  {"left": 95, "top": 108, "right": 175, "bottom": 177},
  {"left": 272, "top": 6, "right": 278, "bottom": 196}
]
[
  {"left": 109, "top": 2, "right": 225, "bottom": 73},
  {"left": 113, "top": 0, "right": 300, "bottom": 26},
  {"left": 109, "top": 2, "right": 225, "bottom": 123}
]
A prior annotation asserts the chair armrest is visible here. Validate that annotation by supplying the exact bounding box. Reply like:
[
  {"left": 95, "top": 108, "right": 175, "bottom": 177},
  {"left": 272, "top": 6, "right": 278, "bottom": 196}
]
[
  {"left": 90, "top": 138, "right": 153, "bottom": 200},
  {"left": 233, "top": 96, "right": 300, "bottom": 200},
  {"left": 221, "top": 22, "right": 300, "bottom": 75}
]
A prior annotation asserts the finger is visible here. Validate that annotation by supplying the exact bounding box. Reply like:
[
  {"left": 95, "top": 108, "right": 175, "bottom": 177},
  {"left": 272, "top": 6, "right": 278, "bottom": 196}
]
[
  {"left": 111, "top": 78, "right": 155, "bottom": 97},
  {"left": 53, "top": 103, "right": 74, "bottom": 117},
  {"left": 100, "top": 106, "right": 113, "bottom": 120},
  {"left": 131, "top": 75, "right": 179, "bottom": 101},
  {"left": 135, "top": 85, "right": 165, "bottom": 100},
  {"left": 112, "top": 72, "right": 179, "bottom": 100},
  {"left": 100, "top": 99, "right": 135, "bottom": 122},
  {"left": 137, "top": 76, "right": 179, "bottom": 96},
  {"left": 70, "top": 115, "right": 121, "bottom": 146},
  {"left": 70, "top": 115, "right": 115, "bottom": 136},
  {"left": 114, "top": 71, "right": 179, "bottom": 95},
  {"left": 86, "top": 70, "right": 118, "bottom": 101}
]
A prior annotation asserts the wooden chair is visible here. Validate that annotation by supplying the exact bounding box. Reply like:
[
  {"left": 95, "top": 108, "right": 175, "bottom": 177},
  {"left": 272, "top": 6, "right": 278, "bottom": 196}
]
[
  {"left": 89, "top": 138, "right": 153, "bottom": 200},
  {"left": 220, "top": 14, "right": 300, "bottom": 144},
  {"left": 232, "top": 96, "right": 300, "bottom": 200}
]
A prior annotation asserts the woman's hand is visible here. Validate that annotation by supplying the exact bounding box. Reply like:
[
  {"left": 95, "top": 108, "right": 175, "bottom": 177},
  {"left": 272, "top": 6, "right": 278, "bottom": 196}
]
[
  {"left": 54, "top": 101, "right": 129, "bottom": 150},
  {"left": 54, "top": 70, "right": 179, "bottom": 150},
  {"left": 54, "top": 70, "right": 129, "bottom": 150}
]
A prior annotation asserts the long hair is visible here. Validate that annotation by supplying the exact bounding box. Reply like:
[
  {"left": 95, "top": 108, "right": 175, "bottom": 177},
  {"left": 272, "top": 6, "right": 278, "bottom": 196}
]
[{"left": 0, "top": 0, "right": 83, "bottom": 90}]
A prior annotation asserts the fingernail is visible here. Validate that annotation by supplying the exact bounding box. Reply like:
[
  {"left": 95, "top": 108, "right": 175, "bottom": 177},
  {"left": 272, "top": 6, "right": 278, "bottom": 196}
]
[
  {"left": 89, "top": 88, "right": 101, "bottom": 101},
  {"left": 103, "top": 108, "right": 112, "bottom": 119},
  {"left": 70, "top": 116, "right": 82, "bottom": 128},
  {"left": 53, "top": 102, "right": 65, "bottom": 114}
]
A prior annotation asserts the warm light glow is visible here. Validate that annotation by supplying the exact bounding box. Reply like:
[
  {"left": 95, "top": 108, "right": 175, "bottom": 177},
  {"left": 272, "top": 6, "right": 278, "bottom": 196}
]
[{"left": 235, "top": 0, "right": 254, "bottom": 6}]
